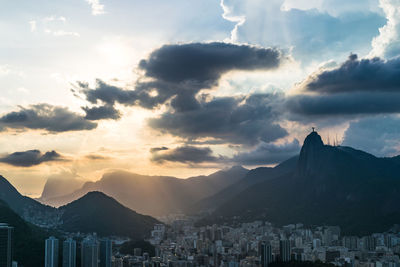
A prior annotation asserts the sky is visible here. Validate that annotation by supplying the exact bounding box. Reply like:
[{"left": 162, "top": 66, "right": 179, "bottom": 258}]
[{"left": 1, "top": 0, "right": 400, "bottom": 197}]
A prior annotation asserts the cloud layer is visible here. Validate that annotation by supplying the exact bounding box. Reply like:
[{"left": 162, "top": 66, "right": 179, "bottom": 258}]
[
  {"left": 149, "top": 93, "right": 287, "bottom": 145},
  {"left": 0, "top": 104, "right": 97, "bottom": 133},
  {"left": 78, "top": 42, "right": 284, "bottom": 111},
  {"left": 150, "top": 146, "right": 220, "bottom": 164},
  {"left": 0, "top": 150, "right": 63, "bottom": 167},
  {"left": 287, "top": 55, "right": 400, "bottom": 118}
]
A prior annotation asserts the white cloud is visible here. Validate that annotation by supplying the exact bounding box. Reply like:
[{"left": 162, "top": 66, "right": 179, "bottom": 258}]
[
  {"left": 86, "top": 0, "right": 105, "bottom": 16},
  {"left": 0, "top": 65, "right": 24, "bottom": 77},
  {"left": 52, "top": 30, "right": 80, "bottom": 37},
  {"left": 369, "top": 0, "right": 400, "bottom": 59},
  {"left": 29, "top": 20, "right": 37, "bottom": 32},
  {"left": 220, "top": 0, "right": 246, "bottom": 42}
]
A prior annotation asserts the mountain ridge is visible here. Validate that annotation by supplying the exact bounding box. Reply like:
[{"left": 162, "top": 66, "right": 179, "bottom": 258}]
[
  {"left": 198, "top": 131, "right": 400, "bottom": 235},
  {"left": 38, "top": 166, "right": 248, "bottom": 216}
]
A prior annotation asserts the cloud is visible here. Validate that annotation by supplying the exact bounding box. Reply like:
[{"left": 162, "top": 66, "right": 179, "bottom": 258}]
[
  {"left": 219, "top": 0, "right": 385, "bottom": 63},
  {"left": 82, "top": 105, "right": 121, "bottom": 120},
  {"left": 231, "top": 139, "right": 300, "bottom": 165},
  {"left": 149, "top": 147, "right": 169, "bottom": 153},
  {"left": 85, "top": 154, "right": 111, "bottom": 160},
  {"left": 343, "top": 115, "right": 400, "bottom": 156},
  {"left": 0, "top": 104, "right": 97, "bottom": 133},
  {"left": 29, "top": 20, "right": 37, "bottom": 32},
  {"left": 78, "top": 42, "right": 284, "bottom": 111},
  {"left": 51, "top": 31, "right": 80, "bottom": 37},
  {"left": 139, "top": 42, "right": 282, "bottom": 85},
  {"left": 300, "top": 54, "right": 400, "bottom": 94},
  {"left": 148, "top": 93, "right": 288, "bottom": 145},
  {"left": 287, "top": 92, "right": 400, "bottom": 118},
  {"left": 0, "top": 150, "right": 63, "bottom": 167},
  {"left": 86, "top": 0, "right": 105, "bottom": 15},
  {"left": 150, "top": 146, "right": 221, "bottom": 164},
  {"left": 220, "top": 0, "right": 246, "bottom": 42},
  {"left": 370, "top": 0, "right": 400, "bottom": 58},
  {"left": 287, "top": 55, "right": 400, "bottom": 118},
  {"left": 76, "top": 42, "right": 288, "bottom": 146}
]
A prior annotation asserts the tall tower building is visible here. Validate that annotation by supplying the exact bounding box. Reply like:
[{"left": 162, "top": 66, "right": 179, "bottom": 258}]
[
  {"left": 260, "top": 241, "right": 273, "bottom": 267},
  {"left": 45, "top": 236, "right": 59, "bottom": 267},
  {"left": 0, "top": 224, "right": 13, "bottom": 267},
  {"left": 63, "top": 238, "right": 76, "bottom": 267},
  {"left": 81, "top": 235, "right": 99, "bottom": 267},
  {"left": 99, "top": 239, "right": 112, "bottom": 267},
  {"left": 279, "top": 239, "right": 291, "bottom": 262}
]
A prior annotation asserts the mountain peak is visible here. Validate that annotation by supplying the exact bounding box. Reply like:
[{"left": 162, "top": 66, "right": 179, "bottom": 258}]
[
  {"left": 303, "top": 131, "right": 324, "bottom": 148},
  {"left": 297, "top": 131, "right": 325, "bottom": 177}
]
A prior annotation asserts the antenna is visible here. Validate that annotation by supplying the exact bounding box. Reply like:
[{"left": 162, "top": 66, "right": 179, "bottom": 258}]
[{"left": 312, "top": 127, "right": 315, "bottom": 132}]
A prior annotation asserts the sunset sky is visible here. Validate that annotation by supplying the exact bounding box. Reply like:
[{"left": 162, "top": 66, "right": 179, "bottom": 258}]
[{"left": 1, "top": 0, "right": 400, "bottom": 197}]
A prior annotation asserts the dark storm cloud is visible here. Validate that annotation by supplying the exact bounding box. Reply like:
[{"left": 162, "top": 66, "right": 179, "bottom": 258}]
[
  {"left": 74, "top": 42, "right": 287, "bottom": 145},
  {"left": 149, "top": 147, "right": 169, "bottom": 153},
  {"left": 286, "top": 55, "right": 400, "bottom": 119},
  {"left": 150, "top": 146, "right": 220, "bottom": 164},
  {"left": 0, "top": 150, "right": 63, "bottom": 167},
  {"left": 148, "top": 93, "right": 287, "bottom": 145},
  {"left": 0, "top": 104, "right": 97, "bottom": 132},
  {"left": 287, "top": 92, "right": 400, "bottom": 117},
  {"left": 231, "top": 139, "right": 300, "bottom": 165},
  {"left": 77, "top": 42, "right": 284, "bottom": 111},
  {"left": 76, "top": 80, "right": 137, "bottom": 106},
  {"left": 82, "top": 105, "right": 121, "bottom": 120},
  {"left": 302, "top": 55, "right": 400, "bottom": 94},
  {"left": 139, "top": 42, "right": 283, "bottom": 83}
]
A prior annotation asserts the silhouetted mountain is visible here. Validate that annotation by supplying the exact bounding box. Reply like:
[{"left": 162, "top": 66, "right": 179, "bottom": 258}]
[
  {"left": 0, "top": 176, "right": 58, "bottom": 226},
  {"left": 199, "top": 131, "right": 400, "bottom": 235},
  {"left": 0, "top": 200, "right": 49, "bottom": 267},
  {"left": 38, "top": 175, "right": 84, "bottom": 202},
  {"left": 59, "top": 191, "right": 159, "bottom": 239},
  {"left": 188, "top": 156, "right": 298, "bottom": 214},
  {"left": 40, "top": 166, "right": 248, "bottom": 216}
]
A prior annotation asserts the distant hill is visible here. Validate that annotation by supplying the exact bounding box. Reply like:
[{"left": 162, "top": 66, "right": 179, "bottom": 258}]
[
  {"left": 39, "top": 166, "right": 248, "bottom": 216},
  {"left": 0, "top": 176, "right": 161, "bottom": 240},
  {"left": 0, "top": 200, "right": 48, "bottom": 267},
  {"left": 59, "top": 191, "right": 159, "bottom": 240},
  {"left": 199, "top": 131, "right": 400, "bottom": 235},
  {"left": 38, "top": 175, "right": 84, "bottom": 202},
  {"left": 188, "top": 157, "right": 298, "bottom": 214},
  {"left": 0, "top": 176, "right": 59, "bottom": 226}
]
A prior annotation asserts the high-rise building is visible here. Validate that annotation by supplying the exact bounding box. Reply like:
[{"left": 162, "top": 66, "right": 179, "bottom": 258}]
[
  {"left": 279, "top": 239, "right": 291, "bottom": 262},
  {"left": 81, "top": 235, "right": 99, "bottom": 267},
  {"left": 45, "top": 236, "right": 59, "bottom": 267},
  {"left": 260, "top": 242, "right": 273, "bottom": 267},
  {"left": 63, "top": 238, "right": 76, "bottom": 267},
  {"left": 99, "top": 239, "right": 112, "bottom": 267},
  {"left": 0, "top": 224, "right": 13, "bottom": 267}
]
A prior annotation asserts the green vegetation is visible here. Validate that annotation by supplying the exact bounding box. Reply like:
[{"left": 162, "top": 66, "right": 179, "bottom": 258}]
[{"left": 0, "top": 200, "right": 46, "bottom": 267}]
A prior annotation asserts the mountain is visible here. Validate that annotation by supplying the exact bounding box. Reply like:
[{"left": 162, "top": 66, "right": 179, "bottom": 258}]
[
  {"left": 0, "top": 200, "right": 49, "bottom": 267},
  {"left": 59, "top": 191, "right": 159, "bottom": 239},
  {"left": 39, "top": 166, "right": 248, "bottom": 216},
  {"left": 199, "top": 131, "right": 400, "bottom": 235},
  {"left": 188, "top": 156, "right": 298, "bottom": 214},
  {"left": 38, "top": 175, "right": 84, "bottom": 202},
  {"left": 0, "top": 176, "right": 58, "bottom": 226}
]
